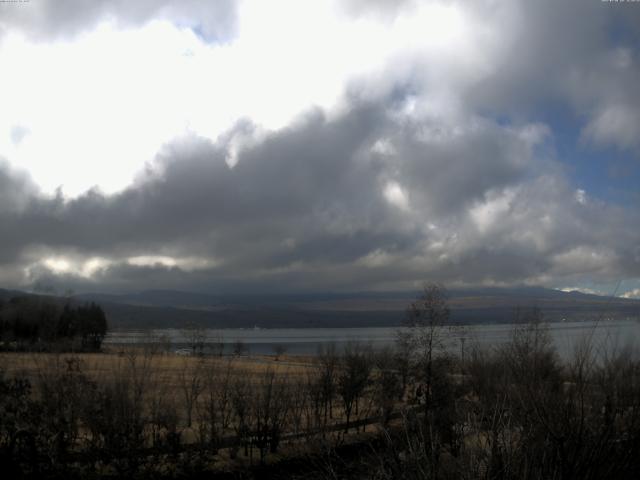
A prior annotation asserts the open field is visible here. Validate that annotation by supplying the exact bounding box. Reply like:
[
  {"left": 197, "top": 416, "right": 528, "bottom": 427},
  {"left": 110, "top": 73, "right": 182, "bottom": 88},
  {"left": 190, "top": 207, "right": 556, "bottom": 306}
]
[{"left": 0, "top": 350, "right": 317, "bottom": 383}]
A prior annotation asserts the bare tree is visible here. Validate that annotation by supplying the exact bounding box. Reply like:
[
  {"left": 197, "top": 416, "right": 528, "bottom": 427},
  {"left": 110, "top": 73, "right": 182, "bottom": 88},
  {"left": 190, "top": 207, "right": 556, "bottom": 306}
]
[
  {"left": 273, "top": 344, "right": 287, "bottom": 361},
  {"left": 81, "top": 350, "right": 155, "bottom": 476},
  {"left": 251, "top": 368, "right": 291, "bottom": 463},
  {"left": 155, "top": 333, "right": 172, "bottom": 354},
  {"left": 197, "top": 357, "right": 234, "bottom": 451},
  {"left": 304, "top": 369, "right": 325, "bottom": 435},
  {"left": 337, "top": 342, "right": 372, "bottom": 433},
  {"left": 149, "top": 382, "right": 180, "bottom": 450},
  {"left": 211, "top": 331, "right": 225, "bottom": 357},
  {"left": 397, "top": 283, "right": 456, "bottom": 478},
  {"left": 373, "top": 347, "right": 402, "bottom": 425},
  {"left": 182, "top": 322, "right": 206, "bottom": 356},
  {"left": 178, "top": 357, "right": 204, "bottom": 428},
  {"left": 230, "top": 375, "right": 253, "bottom": 458},
  {"left": 233, "top": 339, "right": 248, "bottom": 357},
  {"left": 287, "top": 378, "right": 309, "bottom": 437},
  {"left": 393, "top": 331, "right": 415, "bottom": 401},
  {"left": 33, "top": 355, "right": 93, "bottom": 465},
  {"left": 402, "top": 283, "right": 451, "bottom": 408},
  {"left": 317, "top": 343, "right": 339, "bottom": 429}
]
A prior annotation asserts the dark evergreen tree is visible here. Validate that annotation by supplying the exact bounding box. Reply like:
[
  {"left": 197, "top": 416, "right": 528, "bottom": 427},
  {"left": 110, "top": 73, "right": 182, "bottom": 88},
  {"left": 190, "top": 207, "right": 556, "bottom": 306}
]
[{"left": 0, "top": 296, "right": 108, "bottom": 351}]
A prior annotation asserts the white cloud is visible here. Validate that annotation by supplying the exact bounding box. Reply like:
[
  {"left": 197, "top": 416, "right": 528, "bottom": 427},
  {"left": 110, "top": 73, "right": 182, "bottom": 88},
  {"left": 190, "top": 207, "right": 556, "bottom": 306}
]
[
  {"left": 383, "top": 181, "right": 409, "bottom": 211},
  {"left": 371, "top": 138, "right": 396, "bottom": 156},
  {"left": 583, "top": 104, "right": 640, "bottom": 150},
  {"left": 127, "top": 255, "right": 219, "bottom": 270},
  {"left": 28, "top": 255, "right": 112, "bottom": 280},
  {"left": 356, "top": 249, "right": 394, "bottom": 268},
  {"left": 558, "top": 286, "right": 600, "bottom": 295},
  {"left": 470, "top": 189, "right": 515, "bottom": 234},
  {"left": 551, "top": 246, "right": 619, "bottom": 276},
  {"left": 621, "top": 288, "right": 640, "bottom": 299},
  {"left": 43, "top": 257, "right": 72, "bottom": 274}
]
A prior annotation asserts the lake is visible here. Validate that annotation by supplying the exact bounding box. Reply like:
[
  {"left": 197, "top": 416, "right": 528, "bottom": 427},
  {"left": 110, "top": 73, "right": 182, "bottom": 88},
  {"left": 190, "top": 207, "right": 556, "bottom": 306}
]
[{"left": 104, "top": 319, "right": 640, "bottom": 358}]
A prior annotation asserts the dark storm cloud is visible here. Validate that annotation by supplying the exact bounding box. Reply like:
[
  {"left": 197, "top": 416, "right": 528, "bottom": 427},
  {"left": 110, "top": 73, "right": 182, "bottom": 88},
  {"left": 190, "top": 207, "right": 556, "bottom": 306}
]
[
  {"left": 0, "top": 0, "right": 237, "bottom": 43},
  {"left": 1, "top": 97, "right": 638, "bottom": 292},
  {"left": 0, "top": 160, "right": 35, "bottom": 212},
  {"left": 6, "top": 104, "right": 408, "bottom": 266},
  {"left": 0, "top": 160, "right": 49, "bottom": 263},
  {"left": 383, "top": 119, "right": 537, "bottom": 216},
  {"left": 8, "top": 103, "right": 528, "bottom": 260}
]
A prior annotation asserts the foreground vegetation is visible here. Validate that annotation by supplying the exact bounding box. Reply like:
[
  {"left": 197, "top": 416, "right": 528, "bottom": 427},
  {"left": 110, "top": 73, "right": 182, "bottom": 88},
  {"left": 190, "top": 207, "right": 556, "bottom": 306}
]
[{"left": 1, "top": 285, "right": 640, "bottom": 479}]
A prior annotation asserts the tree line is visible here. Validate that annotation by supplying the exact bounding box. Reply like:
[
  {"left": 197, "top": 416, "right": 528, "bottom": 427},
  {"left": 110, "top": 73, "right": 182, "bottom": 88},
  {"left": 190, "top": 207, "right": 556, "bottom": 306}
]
[{"left": 0, "top": 295, "right": 108, "bottom": 351}]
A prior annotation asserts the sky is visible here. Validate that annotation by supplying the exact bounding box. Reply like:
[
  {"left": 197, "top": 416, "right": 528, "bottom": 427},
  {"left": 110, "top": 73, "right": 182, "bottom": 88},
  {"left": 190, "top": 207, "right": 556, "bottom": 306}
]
[{"left": 0, "top": 0, "right": 639, "bottom": 297}]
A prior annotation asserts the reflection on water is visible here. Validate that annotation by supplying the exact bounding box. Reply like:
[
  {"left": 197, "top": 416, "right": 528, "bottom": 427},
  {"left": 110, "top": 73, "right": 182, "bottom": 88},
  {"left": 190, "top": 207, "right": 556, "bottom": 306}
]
[{"left": 105, "top": 319, "right": 640, "bottom": 358}]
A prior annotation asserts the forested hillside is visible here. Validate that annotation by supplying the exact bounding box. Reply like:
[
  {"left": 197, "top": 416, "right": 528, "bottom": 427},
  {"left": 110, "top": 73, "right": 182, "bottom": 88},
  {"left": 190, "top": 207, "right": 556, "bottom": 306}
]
[{"left": 0, "top": 293, "right": 107, "bottom": 351}]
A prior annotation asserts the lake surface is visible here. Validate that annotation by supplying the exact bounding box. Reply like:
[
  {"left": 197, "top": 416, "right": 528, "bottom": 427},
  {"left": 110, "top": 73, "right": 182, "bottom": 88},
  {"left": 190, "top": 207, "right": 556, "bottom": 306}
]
[{"left": 105, "top": 319, "right": 640, "bottom": 358}]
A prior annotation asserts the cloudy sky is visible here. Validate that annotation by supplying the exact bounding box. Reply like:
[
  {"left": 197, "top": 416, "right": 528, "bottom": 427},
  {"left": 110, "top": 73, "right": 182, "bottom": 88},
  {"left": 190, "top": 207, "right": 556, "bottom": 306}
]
[{"left": 0, "top": 0, "right": 639, "bottom": 297}]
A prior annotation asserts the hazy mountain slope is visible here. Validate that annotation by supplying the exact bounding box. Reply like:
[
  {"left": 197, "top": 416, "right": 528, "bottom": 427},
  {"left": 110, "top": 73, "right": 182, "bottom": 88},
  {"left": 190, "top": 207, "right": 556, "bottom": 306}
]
[
  {"left": 70, "top": 287, "right": 640, "bottom": 329},
  {"left": 2, "top": 287, "right": 638, "bottom": 329}
]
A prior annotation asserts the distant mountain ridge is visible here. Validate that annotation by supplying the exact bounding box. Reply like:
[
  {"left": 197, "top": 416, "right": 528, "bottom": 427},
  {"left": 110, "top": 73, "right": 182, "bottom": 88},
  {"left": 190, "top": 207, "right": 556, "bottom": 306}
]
[
  {"left": 2, "top": 286, "right": 638, "bottom": 330},
  {"left": 77, "top": 286, "right": 640, "bottom": 329}
]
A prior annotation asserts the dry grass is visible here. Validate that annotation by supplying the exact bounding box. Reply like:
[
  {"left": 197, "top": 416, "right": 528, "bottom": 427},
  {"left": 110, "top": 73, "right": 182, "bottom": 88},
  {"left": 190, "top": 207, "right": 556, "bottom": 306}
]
[{"left": 0, "top": 349, "right": 317, "bottom": 388}]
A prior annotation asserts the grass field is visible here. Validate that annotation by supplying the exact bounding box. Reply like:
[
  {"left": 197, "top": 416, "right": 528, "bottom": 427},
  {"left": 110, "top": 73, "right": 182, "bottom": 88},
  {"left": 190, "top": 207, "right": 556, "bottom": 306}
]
[{"left": 0, "top": 349, "right": 317, "bottom": 384}]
